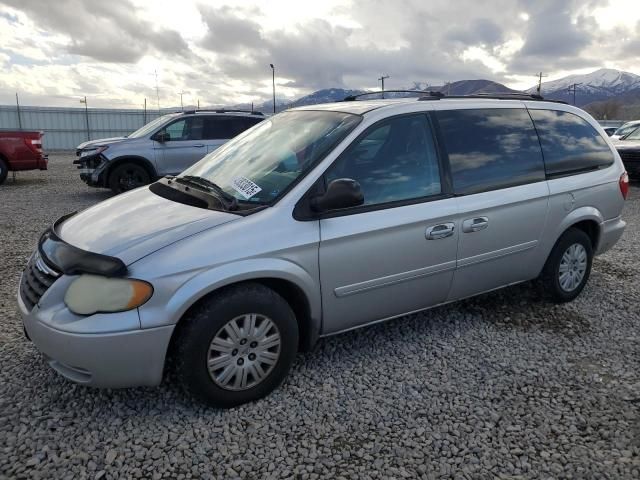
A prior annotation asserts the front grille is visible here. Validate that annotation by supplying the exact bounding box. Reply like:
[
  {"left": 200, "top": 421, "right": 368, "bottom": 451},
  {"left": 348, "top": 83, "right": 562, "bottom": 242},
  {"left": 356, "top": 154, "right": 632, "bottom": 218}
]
[{"left": 20, "top": 251, "right": 60, "bottom": 311}]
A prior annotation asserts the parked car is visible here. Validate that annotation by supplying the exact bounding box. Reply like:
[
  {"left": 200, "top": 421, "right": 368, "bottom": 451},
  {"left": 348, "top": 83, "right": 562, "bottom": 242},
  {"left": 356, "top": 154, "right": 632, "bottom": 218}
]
[
  {"left": 611, "top": 120, "right": 640, "bottom": 140},
  {"left": 19, "top": 95, "right": 628, "bottom": 408},
  {"left": 74, "top": 110, "right": 265, "bottom": 193},
  {"left": 613, "top": 125, "right": 640, "bottom": 178},
  {"left": 0, "top": 130, "right": 47, "bottom": 185}
]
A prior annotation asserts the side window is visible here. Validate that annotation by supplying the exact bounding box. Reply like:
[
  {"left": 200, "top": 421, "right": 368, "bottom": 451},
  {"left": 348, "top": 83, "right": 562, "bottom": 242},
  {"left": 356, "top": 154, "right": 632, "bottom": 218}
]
[
  {"left": 529, "top": 109, "right": 614, "bottom": 177},
  {"left": 203, "top": 117, "right": 240, "bottom": 139},
  {"left": 325, "top": 115, "right": 441, "bottom": 206},
  {"left": 163, "top": 117, "right": 203, "bottom": 141},
  {"left": 435, "top": 108, "right": 545, "bottom": 195}
]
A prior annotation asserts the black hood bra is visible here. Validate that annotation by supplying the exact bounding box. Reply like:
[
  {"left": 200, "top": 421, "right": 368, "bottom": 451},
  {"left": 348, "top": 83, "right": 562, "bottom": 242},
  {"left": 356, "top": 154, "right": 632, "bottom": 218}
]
[{"left": 38, "top": 212, "right": 127, "bottom": 277}]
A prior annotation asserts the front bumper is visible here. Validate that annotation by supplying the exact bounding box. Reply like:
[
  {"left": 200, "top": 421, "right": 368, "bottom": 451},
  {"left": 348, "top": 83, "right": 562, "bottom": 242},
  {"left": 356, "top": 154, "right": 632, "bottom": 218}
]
[
  {"left": 73, "top": 154, "right": 108, "bottom": 187},
  {"left": 18, "top": 284, "right": 174, "bottom": 388}
]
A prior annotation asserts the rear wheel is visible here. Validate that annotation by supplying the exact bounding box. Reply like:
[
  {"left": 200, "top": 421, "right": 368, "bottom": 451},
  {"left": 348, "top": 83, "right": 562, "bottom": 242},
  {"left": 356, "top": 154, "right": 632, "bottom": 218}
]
[
  {"left": 174, "top": 283, "right": 299, "bottom": 408},
  {"left": 0, "top": 157, "right": 8, "bottom": 185},
  {"left": 541, "top": 228, "right": 593, "bottom": 303},
  {"left": 108, "top": 162, "right": 151, "bottom": 193}
]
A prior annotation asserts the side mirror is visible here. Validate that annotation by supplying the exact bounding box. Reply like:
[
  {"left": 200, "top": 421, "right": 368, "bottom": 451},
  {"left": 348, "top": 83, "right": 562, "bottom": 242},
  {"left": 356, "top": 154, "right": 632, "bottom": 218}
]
[
  {"left": 310, "top": 178, "right": 364, "bottom": 212},
  {"left": 154, "top": 131, "right": 170, "bottom": 143}
]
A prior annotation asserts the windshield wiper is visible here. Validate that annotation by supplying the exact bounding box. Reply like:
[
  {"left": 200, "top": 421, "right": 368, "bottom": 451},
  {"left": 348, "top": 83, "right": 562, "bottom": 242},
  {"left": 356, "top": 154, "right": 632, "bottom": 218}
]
[{"left": 177, "top": 175, "right": 238, "bottom": 211}]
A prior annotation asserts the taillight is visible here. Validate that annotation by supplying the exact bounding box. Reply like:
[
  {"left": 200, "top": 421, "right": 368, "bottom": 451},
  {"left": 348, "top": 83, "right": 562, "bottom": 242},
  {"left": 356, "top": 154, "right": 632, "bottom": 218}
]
[
  {"left": 619, "top": 172, "right": 629, "bottom": 200},
  {"left": 24, "top": 137, "right": 43, "bottom": 155}
]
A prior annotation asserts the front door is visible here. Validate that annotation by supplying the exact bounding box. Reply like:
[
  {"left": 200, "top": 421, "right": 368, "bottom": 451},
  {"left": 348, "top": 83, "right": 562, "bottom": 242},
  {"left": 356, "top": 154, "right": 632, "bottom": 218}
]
[
  {"left": 154, "top": 116, "right": 208, "bottom": 175},
  {"left": 318, "top": 114, "right": 459, "bottom": 334}
]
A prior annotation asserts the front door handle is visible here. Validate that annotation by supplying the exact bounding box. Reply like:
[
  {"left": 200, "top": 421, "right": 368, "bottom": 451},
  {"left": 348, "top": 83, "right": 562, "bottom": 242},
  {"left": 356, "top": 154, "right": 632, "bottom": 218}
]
[
  {"left": 462, "top": 217, "right": 489, "bottom": 233},
  {"left": 193, "top": 144, "right": 205, "bottom": 148},
  {"left": 426, "top": 222, "right": 455, "bottom": 240}
]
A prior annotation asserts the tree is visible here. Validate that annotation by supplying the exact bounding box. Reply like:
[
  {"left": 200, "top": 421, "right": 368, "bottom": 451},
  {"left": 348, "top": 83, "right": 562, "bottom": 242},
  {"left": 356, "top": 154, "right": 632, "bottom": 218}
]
[{"left": 585, "top": 99, "right": 623, "bottom": 120}]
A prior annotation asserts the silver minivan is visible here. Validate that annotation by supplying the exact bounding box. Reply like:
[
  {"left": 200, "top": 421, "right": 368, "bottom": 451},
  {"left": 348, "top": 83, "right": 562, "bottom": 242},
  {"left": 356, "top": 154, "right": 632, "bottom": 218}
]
[
  {"left": 19, "top": 94, "right": 628, "bottom": 408},
  {"left": 74, "top": 110, "right": 265, "bottom": 193}
]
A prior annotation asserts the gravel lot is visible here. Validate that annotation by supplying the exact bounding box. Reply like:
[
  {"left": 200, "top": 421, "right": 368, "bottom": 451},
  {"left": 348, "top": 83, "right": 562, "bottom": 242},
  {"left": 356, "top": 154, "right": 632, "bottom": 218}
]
[{"left": 1, "top": 154, "right": 639, "bottom": 479}]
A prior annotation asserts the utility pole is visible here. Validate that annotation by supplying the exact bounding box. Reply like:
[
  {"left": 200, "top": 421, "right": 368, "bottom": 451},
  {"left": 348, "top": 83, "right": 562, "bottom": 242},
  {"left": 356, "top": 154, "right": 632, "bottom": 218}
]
[
  {"left": 535, "top": 72, "right": 547, "bottom": 95},
  {"left": 15, "top": 92, "right": 22, "bottom": 130},
  {"left": 567, "top": 83, "right": 580, "bottom": 106},
  {"left": 143, "top": 98, "right": 147, "bottom": 125},
  {"left": 270, "top": 64, "right": 276, "bottom": 114},
  {"left": 178, "top": 91, "right": 185, "bottom": 111},
  {"left": 378, "top": 75, "right": 390, "bottom": 98},
  {"left": 197, "top": 99, "right": 200, "bottom": 109},
  {"left": 154, "top": 69, "right": 161, "bottom": 112},
  {"left": 80, "top": 96, "right": 90, "bottom": 141}
]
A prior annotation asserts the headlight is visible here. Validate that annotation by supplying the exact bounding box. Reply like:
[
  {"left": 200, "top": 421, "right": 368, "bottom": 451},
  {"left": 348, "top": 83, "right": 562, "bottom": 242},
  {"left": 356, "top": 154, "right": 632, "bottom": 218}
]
[
  {"left": 64, "top": 275, "right": 153, "bottom": 315},
  {"left": 80, "top": 146, "right": 108, "bottom": 158}
]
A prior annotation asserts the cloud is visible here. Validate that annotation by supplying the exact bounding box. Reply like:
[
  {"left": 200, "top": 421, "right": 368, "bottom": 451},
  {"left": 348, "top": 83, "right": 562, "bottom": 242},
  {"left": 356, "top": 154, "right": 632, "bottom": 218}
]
[{"left": 0, "top": 0, "right": 189, "bottom": 63}]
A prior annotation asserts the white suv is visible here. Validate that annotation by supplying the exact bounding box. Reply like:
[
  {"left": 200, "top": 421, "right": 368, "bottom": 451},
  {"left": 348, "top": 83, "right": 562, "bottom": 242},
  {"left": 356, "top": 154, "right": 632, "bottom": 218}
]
[
  {"left": 74, "top": 110, "right": 265, "bottom": 193},
  {"left": 20, "top": 93, "right": 628, "bottom": 408}
]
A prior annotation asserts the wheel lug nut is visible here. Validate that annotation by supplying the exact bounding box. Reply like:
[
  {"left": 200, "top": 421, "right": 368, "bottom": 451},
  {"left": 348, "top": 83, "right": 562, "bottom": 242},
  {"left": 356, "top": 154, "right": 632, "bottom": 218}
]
[
  {"left": 237, "top": 358, "right": 244, "bottom": 366},
  {"left": 232, "top": 349, "right": 238, "bottom": 356},
  {"left": 250, "top": 341, "right": 258, "bottom": 348},
  {"left": 240, "top": 339, "right": 247, "bottom": 345},
  {"left": 248, "top": 353, "right": 256, "bottom": 361}
]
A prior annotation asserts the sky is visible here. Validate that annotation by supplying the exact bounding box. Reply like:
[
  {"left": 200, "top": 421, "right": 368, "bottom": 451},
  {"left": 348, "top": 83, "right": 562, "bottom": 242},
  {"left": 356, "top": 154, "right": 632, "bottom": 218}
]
[{"left": 0, "top": 0, "right": 639, "bottom": 109}]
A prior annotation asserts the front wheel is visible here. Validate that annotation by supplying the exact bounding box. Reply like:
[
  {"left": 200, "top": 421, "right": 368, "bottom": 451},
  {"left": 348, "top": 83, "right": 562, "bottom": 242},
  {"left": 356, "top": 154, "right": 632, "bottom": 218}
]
[
  {"left": 541, "top": 228, "right": 593, "bottom": 303},
  {"left": 173, "top": 283, "right": 299, "bottom": 408},
  {"left": 108, "top": 163, "right": 151, "bottom": 193}
]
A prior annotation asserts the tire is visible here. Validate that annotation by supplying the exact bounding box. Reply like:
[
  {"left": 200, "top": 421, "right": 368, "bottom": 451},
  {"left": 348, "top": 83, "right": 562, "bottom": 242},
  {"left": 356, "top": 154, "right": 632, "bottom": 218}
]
[
  {"left": 0, "top": 157, "right": 8, "bottom": 185},
  {"left": 541, "top": 228, "right": 593, "bottom": 303},
  {"left": 108, "top": 162, "right": 151, "bottom": 193},
  {"left": 174, "top": 283, "right": 299, "bottom": 408}
]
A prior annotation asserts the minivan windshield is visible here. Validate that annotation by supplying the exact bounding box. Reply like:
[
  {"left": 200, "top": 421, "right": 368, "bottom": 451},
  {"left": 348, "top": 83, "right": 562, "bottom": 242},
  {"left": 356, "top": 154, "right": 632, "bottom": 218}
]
[
  {"left": 179, "top": 110, "right": 361, "bottom": 205},
  {"left": 128, "top": 114, "right": 178, "bottom": 139},
  {"left": 614, "top": 122, "right": 640, "bottom": 138}
]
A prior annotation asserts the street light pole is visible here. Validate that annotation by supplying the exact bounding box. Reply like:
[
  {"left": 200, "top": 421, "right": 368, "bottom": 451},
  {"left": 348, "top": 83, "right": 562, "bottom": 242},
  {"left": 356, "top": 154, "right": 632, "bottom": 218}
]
[
  {"left": 270, "top": 64, "right": 276, "bottom": 114},
  {"left": 80, "top": 96, "right": 90, "bottom": 141}
]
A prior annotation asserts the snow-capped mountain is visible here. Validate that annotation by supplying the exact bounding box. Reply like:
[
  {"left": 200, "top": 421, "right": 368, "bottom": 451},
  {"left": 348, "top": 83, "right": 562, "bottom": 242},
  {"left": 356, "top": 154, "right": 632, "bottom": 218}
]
[{"left": 526, "top": 68, "right": 640, "bottom": 105}]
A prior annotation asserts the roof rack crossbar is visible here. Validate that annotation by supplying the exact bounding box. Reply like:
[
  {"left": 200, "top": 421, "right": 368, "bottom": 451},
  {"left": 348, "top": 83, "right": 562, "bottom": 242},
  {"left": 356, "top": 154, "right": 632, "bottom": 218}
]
[{"left": 182, "top": 109, "right": 264, "bottom": 115}]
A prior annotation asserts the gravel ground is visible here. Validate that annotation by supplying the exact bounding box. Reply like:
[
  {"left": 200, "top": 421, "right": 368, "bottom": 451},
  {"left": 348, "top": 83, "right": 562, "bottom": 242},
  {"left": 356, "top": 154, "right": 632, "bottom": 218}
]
[{"left": 1, "top": 154, "right": 639, "bottom": 479}]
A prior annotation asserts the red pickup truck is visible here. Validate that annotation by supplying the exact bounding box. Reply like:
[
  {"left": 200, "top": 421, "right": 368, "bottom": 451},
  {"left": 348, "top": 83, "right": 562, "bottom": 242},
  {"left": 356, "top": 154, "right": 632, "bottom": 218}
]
[{"left": 0, "top": 130, "right": 48, "bottom": 185}]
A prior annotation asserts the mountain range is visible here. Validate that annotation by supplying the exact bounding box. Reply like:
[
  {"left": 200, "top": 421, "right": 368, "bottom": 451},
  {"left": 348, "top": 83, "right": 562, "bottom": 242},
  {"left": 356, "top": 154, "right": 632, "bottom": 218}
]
[{"left": 232, "top": 68, "right": 640, "bottom": 120}]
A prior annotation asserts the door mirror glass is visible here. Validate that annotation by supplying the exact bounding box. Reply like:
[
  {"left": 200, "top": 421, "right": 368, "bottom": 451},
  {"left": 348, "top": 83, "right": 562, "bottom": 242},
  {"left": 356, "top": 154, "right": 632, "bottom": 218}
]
[{"left": 311, "top": 178, "right": 364, "bottom": 212}]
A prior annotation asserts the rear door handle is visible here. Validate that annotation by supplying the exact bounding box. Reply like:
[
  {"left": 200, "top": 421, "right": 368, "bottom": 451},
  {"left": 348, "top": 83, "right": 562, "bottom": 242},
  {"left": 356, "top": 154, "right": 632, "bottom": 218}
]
[
  {"left": 462, "top": 217, "right": 489, "bottom": 233},
  {"left": 426, "top": 222, "right": 455, "bottom": 240}
]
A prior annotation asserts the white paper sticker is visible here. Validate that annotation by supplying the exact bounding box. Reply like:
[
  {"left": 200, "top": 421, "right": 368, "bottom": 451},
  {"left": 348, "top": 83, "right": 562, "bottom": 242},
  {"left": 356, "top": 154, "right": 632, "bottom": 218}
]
[{"left": 230, "top": 176, "right": 262, "bottom": 199}]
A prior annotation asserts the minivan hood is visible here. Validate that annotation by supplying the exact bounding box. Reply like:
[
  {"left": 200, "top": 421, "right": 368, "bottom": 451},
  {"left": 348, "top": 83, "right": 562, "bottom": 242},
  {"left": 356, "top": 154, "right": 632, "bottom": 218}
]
[
  {"left": 77, "top": 137, "right": 128, "bottom": 150},
  {"left": 57, "top": 187, "right": 239, "bottom": 265}
]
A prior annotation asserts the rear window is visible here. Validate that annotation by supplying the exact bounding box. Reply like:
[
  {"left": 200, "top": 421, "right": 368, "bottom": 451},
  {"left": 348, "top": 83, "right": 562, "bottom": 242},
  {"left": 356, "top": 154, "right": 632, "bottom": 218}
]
[
  {"left": 435, "top": 108, "right": 545, "bottom": 195},
  {"left": 529, "top": 109, "right": 613, "bottom": 177}
]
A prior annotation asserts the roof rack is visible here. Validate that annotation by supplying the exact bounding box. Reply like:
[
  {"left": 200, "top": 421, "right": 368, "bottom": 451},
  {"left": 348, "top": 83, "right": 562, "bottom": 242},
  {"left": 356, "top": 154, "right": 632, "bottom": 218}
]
[
  {"left": 417, "top": 91, "right": 568, "bottom": 104},
  {"left": 182, "top": 109, "right": 264, "bottom": 116},
  {"left": 343, "top": 90, "right": 430, "bottom": 101}
]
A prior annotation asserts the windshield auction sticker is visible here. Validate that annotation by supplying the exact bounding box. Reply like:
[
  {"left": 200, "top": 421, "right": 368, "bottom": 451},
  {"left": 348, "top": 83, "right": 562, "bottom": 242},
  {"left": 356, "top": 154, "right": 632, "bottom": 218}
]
[{"left": 230, "top": 176, "right": 262, "bottom": 199}]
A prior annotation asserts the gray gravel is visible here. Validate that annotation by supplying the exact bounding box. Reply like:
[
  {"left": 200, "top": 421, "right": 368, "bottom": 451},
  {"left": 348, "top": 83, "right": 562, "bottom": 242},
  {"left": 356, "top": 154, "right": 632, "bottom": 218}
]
[{"left": 1, "top": 154, "right": 640, "bottom": 479}]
